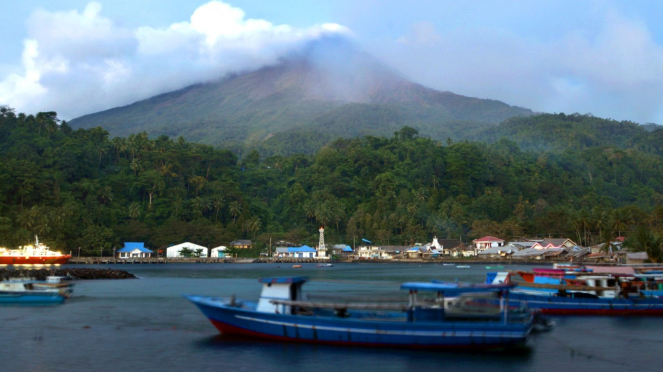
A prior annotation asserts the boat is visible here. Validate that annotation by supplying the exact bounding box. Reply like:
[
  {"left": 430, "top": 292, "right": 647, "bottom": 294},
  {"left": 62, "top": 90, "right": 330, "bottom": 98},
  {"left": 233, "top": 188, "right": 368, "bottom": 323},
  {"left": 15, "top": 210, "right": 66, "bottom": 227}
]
[
  {"left": 292, "top": 265, "right": 302, "bottom": 268},
  {"left": 442, "top": 263, "right": 455, "bottom": 266},
  {"left": 486, "top": 266, "right": 504, "bottom": 269},
  {"left": 456, "top": 265, "right": 470, "bottom": 269},
  {"left": 0, "top": 278, "right": 73, "bottom": 304},
  {"left": 487, "top": 271, "right": 663, "bottom": 315},
  {"left": 185, "top": 277, "right": 538, "bottom": 349},
  {"left": 316, "top": 263, "right": 334, "bottom": 267},
  {"left": 0, "top": 236, "right": 72, "bottom": 265}
]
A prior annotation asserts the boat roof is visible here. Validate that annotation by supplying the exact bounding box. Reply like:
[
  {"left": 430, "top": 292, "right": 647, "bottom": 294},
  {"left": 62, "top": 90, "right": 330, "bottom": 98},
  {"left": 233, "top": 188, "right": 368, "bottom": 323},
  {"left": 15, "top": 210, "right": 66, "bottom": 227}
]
[
  {"left": 401, "top": 281, "right": 515, "bottom": 294},
  {"left": 258, "top": 277, "right": 308, "bottom": 284}
]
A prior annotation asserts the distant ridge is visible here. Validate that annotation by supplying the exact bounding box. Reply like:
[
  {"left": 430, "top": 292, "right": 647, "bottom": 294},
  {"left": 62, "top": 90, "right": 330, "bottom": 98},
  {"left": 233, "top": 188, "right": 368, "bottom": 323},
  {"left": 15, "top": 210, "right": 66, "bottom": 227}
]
[{"left": 70, "top": 37, "right": 532, "bottom": 150}]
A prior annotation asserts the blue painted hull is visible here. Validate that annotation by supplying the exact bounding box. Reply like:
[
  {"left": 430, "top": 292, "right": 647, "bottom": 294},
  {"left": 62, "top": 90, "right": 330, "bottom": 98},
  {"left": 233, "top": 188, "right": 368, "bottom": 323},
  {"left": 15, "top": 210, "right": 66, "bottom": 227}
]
[
  {"left": 186, "top": 295, "right": 533, "bottom": 349},
  {"left": 0, "top": 292, "right": 67, "bottom": 304},
  {"left": 509, "top": 292, "right": 663, "bottom": 315}
]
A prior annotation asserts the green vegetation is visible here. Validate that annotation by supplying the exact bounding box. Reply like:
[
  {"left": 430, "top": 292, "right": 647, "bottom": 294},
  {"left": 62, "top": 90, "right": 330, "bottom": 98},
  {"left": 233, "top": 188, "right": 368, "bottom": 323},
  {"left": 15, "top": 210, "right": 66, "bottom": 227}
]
[{"left": 1, "top": 106, "right": 663, "bottom": 258}]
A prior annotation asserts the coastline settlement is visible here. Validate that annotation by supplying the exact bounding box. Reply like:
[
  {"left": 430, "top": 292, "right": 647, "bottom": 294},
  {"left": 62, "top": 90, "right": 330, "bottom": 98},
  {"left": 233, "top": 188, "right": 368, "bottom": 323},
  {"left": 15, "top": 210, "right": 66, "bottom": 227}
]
[{"left": 96, "top": 229, "right": 646, "bottom": 264}]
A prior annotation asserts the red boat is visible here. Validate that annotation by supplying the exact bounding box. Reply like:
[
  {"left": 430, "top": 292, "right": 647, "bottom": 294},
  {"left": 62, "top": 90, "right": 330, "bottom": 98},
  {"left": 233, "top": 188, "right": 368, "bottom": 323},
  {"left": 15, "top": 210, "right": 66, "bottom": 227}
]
[{"left": 0, "top": 237, "right": 71, "bottom": 265}]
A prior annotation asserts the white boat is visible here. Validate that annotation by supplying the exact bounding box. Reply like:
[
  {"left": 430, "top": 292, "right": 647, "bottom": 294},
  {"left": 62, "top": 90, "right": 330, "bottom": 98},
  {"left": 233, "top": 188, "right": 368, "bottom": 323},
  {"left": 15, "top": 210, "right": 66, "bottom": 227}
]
[{"left": 456, "top": 265, "right": 471, "bottom": 269}]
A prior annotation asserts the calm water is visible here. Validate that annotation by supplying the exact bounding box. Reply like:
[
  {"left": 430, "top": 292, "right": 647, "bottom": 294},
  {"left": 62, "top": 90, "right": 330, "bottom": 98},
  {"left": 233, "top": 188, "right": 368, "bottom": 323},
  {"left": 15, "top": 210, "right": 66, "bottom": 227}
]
[{"left": 2, "top": 263, "right": 663, "bottom": 372}]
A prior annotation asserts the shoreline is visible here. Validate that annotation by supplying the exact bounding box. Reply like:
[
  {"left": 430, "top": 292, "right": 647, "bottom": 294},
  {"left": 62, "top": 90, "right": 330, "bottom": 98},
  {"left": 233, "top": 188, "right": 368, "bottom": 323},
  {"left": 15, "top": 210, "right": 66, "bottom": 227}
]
[{"left": 61, "top": 257, "right": 618, "bottom": 266}]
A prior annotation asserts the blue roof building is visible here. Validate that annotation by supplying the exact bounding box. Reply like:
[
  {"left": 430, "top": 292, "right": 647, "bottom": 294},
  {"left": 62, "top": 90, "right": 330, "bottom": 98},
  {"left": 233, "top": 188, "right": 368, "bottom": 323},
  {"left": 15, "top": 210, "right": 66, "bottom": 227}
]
[
  {"left": 275, "top": 245, "right": 318, "bottom": 258},
  {"left": 117, "top": 242, "right": 153, "bottom": 259}
]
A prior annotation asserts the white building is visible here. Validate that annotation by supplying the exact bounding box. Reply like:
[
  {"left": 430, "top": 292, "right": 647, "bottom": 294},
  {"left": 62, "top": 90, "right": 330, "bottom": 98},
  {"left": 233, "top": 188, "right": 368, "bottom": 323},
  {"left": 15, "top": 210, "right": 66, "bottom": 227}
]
[
  {"left": 166, "top": 242, "right": 208, "bottom": 258},
  {"left": 210, "top": 246, "right": 227, "bottom": 258}
]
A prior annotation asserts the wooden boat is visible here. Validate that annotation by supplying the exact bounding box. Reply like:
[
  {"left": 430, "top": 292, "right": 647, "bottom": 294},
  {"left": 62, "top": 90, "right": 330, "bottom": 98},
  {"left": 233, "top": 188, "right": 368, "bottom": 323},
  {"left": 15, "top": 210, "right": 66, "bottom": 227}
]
[
  {"left": 0, "top": 278, "right": 73, "bottom": 304},
  {"left": 292, "top": 265, "right": 302, "bottom": 268},
  {"left": 186, "top": 277, "right": 538, "bottom": 349},
  {"left": 487, "top": 271, "right": 663, "bottom": 315}
]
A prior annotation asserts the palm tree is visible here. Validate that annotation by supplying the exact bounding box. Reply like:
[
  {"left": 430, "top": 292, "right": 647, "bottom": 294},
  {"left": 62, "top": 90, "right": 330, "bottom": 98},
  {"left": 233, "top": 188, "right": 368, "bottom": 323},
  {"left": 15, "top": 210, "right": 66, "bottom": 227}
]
[
  {"left": 247, "top": 217, "right": 262, "bottom": 239},
  {"left": 610, "top": 209, "right": 632, "bottom": 237},
  {"left": 128, "top": 203, "right": 141, "bottom": 219},
  {"left": 599, "top": 228, "right": 617, "bottom": 254},
  {"left": 229, "top": 201, "right": 241, "bottom": 223},
  {"left": 212, "top": 197, "right": 225, "bottom": 222}
]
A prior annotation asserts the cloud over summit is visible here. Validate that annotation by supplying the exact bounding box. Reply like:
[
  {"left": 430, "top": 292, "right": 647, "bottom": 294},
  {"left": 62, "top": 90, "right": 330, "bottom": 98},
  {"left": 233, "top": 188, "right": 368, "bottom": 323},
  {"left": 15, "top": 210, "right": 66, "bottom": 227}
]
[{"left": 0, "top": 1, "right": 349, "bottom": 120}]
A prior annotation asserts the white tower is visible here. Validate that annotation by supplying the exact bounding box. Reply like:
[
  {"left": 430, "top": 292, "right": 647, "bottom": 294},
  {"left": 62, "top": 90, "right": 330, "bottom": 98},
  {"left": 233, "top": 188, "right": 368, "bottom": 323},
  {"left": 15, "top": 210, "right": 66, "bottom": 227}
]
[{"left": 317, "top": 227, "right": 327, "bottom": 258}]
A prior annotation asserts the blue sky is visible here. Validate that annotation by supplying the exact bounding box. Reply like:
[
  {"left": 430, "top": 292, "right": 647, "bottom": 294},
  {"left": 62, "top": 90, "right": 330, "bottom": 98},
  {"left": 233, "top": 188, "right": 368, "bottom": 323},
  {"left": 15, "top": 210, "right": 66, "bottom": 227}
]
[{"left": 2, "top": 1, "right": 663, "bottom": 124}]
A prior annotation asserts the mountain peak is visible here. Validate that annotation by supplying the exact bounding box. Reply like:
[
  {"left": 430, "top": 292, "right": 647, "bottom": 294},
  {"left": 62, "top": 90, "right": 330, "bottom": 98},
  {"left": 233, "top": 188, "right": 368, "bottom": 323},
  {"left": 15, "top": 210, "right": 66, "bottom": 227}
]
[{"left": 70, "top": 40, "right": 532, "bottom": 148}]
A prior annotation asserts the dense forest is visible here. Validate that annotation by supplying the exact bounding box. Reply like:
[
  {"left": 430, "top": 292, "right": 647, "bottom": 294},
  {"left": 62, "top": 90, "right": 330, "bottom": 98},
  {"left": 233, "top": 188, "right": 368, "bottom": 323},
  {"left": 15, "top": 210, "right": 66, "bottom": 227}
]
[{"left": 1, "top": 106, "right": 663, "bottom": 259}]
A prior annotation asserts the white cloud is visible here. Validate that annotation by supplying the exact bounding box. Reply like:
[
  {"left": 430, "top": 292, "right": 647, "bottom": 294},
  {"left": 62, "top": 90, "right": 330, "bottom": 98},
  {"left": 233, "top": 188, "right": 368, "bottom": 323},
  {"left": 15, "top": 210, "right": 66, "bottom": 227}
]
[
  {"left": 379, "top": 6, "right": 663, "bottom": 123},
  {"left": 0, "top": 1, "right": 350, "bottom": 119}
]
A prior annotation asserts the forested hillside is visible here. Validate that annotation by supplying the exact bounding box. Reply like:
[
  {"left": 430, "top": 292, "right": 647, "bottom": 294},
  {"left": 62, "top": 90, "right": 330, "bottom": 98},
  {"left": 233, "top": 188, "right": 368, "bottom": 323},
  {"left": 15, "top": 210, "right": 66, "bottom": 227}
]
[
  {"left": 473, "top": 113, "right": 663, "bottom": 153},
  {"left": 2, "top": 106, "right": 663, "bottom": 257}
]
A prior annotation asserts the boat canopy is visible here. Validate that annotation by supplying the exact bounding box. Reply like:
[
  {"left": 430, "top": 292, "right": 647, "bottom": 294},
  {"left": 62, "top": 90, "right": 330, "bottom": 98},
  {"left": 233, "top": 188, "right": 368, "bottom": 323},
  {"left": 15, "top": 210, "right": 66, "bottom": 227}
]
[
  {"left": 401, "top": 281, "right": 515, "bottom": 295},
  {"left": 258, "top": 277, "right": 308, "bottom": 284}
]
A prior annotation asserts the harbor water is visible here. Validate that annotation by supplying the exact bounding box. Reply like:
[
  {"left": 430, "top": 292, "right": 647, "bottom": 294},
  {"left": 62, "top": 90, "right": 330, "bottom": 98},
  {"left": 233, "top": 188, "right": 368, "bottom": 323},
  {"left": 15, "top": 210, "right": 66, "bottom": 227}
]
[{"left": 2, "top": 263, "right": 663, "bottom": 372}]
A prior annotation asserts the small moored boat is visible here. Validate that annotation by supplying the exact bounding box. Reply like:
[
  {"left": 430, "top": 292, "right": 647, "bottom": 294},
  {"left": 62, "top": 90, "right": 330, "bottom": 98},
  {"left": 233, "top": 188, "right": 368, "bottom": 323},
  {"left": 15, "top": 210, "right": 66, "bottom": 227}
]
[
  {"left": 185, "top": 277, "right": 538, "bottom": 349},
  {"left": 0, "top": 278, "right": 73, "bottom": 304},
  {"left": 316, "top": 263, "right": 334, "bottom": 268},
  {"left": 456, "top": 265, "right": 470, "bottom": 269}
]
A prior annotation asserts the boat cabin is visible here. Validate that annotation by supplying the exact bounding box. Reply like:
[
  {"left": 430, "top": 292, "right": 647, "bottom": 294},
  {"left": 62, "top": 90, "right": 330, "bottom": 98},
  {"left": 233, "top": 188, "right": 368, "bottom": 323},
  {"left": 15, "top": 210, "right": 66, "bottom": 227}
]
[{"left": 256, "top": 277, "right": 307, "bottom": 314}]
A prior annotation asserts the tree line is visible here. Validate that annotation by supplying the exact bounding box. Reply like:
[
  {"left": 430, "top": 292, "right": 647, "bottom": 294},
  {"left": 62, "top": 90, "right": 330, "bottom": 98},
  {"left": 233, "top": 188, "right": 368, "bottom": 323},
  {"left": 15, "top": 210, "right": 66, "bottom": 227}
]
[{"left": 1, "top": 106, "right": 662, "bottom": 259}]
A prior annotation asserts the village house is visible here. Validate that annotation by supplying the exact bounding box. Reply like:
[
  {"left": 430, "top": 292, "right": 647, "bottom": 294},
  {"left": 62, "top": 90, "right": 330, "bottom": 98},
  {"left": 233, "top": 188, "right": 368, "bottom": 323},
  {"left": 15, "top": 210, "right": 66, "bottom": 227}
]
[
  {"left": 356, "top": 245, "right": 408, "bottom": 260},
  {"left": 275, "top": 246, "right": 318, "bottom": 258},
  {"left": 477, "top": 243, "right": 525, "bottom": 259},
  {"left": 210, "top": 245, "right": 227, "bottom": 258},
  {"left": 229, "top": 240, "right": 252, "bottom": 249},
  {"left": 436, "top": 239, "right": 463, "bottom": 254},
  {"left": 117, "top": 242, "right": 153, "bottom": 259},
  {"left": 473, "top": 236, "right": 505, "bottom": 253},
  {"left": 330, "top": 244, "right": 353, "bottom": 257},
  {"left": 512, "top": 238, "right": 578, "bottom": 260},
  {"left": 450, "top": 243, "right": 475, "bottom": 258}
]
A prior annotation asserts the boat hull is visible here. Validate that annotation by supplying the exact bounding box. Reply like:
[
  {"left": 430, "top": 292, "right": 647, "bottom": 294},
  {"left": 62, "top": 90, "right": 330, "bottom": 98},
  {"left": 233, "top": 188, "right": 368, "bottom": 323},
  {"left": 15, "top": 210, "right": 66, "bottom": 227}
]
[
  {"left": 0, "top": 292, "right": 67, "bottom": 304},
  {"left": 0, "top": 255, "right": 71, "bottom": 265},
  {"left": 187, "top": 295, "right": 532, "bottom": 349},
  {"left": 509, "top": 292, "right": 663, "bottom": 316}
]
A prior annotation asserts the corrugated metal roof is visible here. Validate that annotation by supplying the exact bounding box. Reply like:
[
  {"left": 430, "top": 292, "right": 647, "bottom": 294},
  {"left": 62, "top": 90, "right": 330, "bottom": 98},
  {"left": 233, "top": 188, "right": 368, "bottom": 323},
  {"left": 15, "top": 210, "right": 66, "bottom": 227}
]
[{"left": 118, "top": 242, "right": 153, "bottom": 253}]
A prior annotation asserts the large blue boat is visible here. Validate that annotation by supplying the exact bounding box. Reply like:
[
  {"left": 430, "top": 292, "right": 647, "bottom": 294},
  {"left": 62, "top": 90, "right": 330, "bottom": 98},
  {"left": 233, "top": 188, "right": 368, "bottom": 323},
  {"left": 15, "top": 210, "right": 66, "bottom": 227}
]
[{"left": 186, "top": 277, "right": 538, "bottom": 349}]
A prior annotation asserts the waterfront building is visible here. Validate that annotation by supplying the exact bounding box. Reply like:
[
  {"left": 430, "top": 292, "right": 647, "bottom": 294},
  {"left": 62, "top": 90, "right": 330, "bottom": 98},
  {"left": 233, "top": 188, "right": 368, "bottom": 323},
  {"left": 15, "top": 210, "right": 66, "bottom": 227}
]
[
  {"left": 210, "top": 246, "right": 227, "bottom": 258},
  {"left": 275, "top": 246, "right": 318, "bottom": 258},
  {"left": 473, "top": 236, "right": 505, "bottom": 253},
  {"left": 166, "top": 242, "right": 208, "bottom": 258},
  {"left": 117, "top": 242, "right": 153, "bottom": 259}
]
